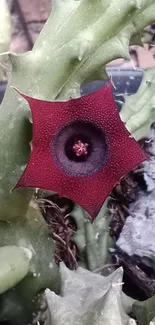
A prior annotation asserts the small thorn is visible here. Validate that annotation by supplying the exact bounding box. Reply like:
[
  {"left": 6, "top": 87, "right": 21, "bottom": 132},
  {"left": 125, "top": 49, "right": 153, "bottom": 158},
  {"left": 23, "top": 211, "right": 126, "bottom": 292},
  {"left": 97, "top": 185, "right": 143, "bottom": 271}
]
[
  {"left": 115, "top": 100, "right": 124, "bottom": 105},
  {"left": 115, "top": 93, "right": 125, "bottom": 97},
  {"left": 130, "top": 58, "right": 137, "bottom": 70},
  {"left": 30, "top": 141, "right": 33, "bottom": 151},
  {"left": 110, "top": 75, "right": 116, "bottom": 89}
]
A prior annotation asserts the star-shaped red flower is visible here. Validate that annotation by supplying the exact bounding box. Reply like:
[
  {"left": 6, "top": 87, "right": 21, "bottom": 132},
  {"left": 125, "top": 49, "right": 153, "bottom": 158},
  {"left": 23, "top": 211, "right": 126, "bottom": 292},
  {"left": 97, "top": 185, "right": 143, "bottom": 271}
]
[{"left": 14, "top": 83, "right": 147, "bottom": 219}]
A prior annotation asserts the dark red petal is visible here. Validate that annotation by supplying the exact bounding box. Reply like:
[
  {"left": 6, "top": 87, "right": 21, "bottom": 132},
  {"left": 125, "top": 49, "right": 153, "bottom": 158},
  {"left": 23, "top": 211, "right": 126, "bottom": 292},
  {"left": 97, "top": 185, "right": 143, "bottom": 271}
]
[{"left": 14, "top": 83, "right": 147, "bottom": 220}]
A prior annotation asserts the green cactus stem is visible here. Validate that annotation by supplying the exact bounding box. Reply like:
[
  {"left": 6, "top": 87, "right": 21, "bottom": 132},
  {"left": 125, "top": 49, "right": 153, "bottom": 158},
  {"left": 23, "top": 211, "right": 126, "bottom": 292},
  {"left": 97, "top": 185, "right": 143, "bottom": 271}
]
[
  {"left": 120, "top": 67, "right": 155, "bottom": 141},
  {"left": 0, "top": 202, "right": 59, "bottom": 325},
  {"left": 0, "top": 0, "right": 11, "bottom": 81},
  {"left": 44, "top": 262, "right": 136, "bottom": 325},
  {"left": 0, "top": 0, "right": 11, "bottom": 54},
  {"left": 0, "top": 245, "right": 32, "bottom": 294},
  {"left": 132, "top": 295, "right": 155, "bottom": 325},
  {"left": 71, "top": 201, "right": 113, "bottom": 271}
]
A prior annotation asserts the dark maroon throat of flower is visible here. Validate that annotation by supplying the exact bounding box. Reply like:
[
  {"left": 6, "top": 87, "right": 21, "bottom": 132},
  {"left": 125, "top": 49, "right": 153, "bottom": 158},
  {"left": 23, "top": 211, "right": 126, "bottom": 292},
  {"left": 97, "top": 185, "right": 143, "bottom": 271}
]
[{"left": 53, "top": 121, "right": 108, "bottom": 177}]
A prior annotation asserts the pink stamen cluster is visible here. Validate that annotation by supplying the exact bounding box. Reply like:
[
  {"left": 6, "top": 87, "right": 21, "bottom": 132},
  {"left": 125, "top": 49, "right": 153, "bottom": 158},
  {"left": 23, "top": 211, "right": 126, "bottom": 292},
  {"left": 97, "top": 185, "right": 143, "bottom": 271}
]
[{"left": 73, "top": 140, "right": 88, "bottom": 157}]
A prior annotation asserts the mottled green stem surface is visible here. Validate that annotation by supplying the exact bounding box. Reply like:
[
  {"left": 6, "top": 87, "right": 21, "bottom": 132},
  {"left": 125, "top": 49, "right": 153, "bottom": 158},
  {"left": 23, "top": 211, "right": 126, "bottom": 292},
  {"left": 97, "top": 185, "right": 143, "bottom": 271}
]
[
  {"left": 72, "top": 201, "right": 113, "bottom": 271},
  {"left": 0, "top": 0, "right": 11, "bottom": 81},
  {"left": 120, "top": 67, "right": 155, "bottom": 140},
  {"left": 0, "top": 203, "right": 59, "bottom": 325}
]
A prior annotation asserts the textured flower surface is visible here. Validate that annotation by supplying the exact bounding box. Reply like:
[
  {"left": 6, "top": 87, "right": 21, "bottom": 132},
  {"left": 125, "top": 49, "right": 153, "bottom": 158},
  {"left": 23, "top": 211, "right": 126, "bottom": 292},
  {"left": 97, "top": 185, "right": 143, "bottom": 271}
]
[{"left": 14, "top": 83, "right": 147, "bottom": 219}]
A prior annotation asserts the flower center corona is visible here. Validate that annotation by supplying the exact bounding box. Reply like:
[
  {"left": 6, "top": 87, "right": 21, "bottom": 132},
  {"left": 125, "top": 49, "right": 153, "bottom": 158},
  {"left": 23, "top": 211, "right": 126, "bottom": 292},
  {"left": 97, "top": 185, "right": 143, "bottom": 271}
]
[
  {"left": 54, "top": 121, "right": 108, "bottom": 176},
  {"left": 72, "top": 140, "right": 89, "bottom": 157}
]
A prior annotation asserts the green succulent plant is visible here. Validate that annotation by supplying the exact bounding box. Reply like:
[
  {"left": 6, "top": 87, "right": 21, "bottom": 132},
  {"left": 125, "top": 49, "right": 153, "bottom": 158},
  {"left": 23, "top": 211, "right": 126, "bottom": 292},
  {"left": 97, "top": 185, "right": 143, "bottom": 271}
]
[
  {"left": 0, "top": 0, "right": 11, "bottom": 82},
  {"left": 0, "top": 202, "right": 59, "bottom": 325},
  {"left": 44, "top": 262, "right": 136, "bottom": 325},
  {"left": 71, "top": 200, "right": 113, "bottom": 271},
  {"left": 120, "top": 67, "right": 155, "bottom": 140},
  {"left": 132, "top": 294, "right": 155, "bottom": 325},
  {"left": 0, "top": 0, "right": 155, "bottom": 324}
]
